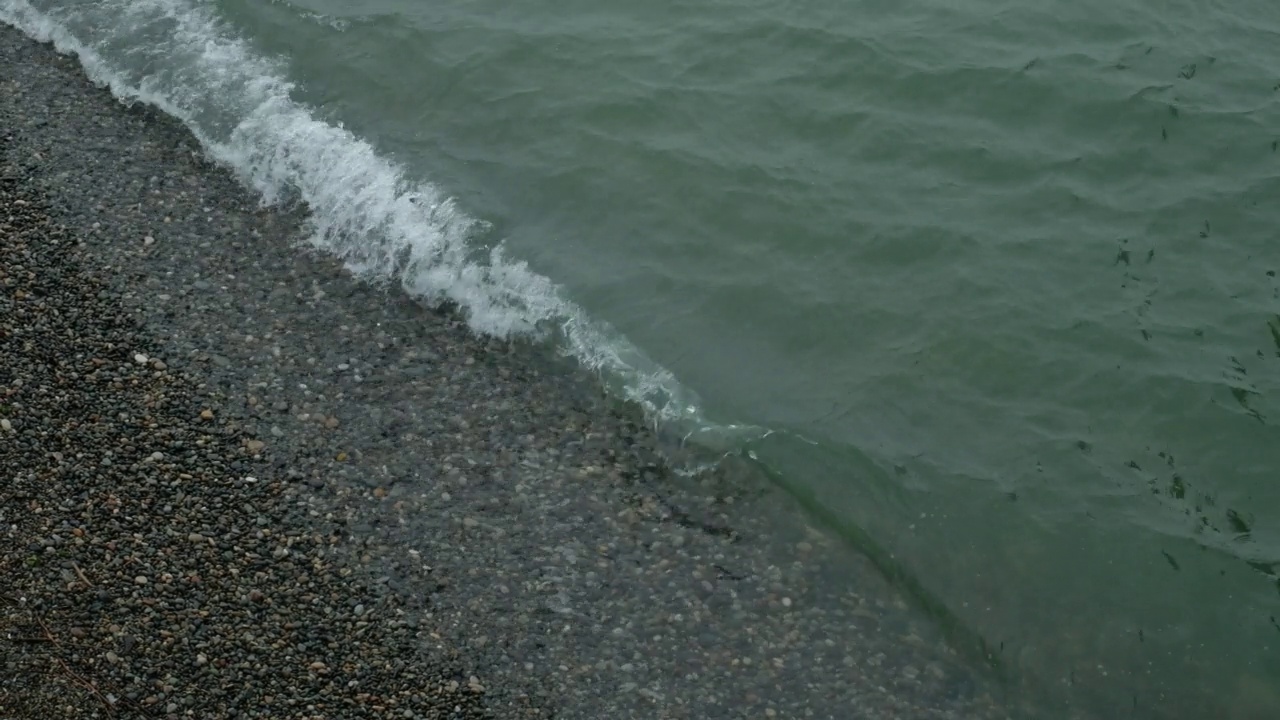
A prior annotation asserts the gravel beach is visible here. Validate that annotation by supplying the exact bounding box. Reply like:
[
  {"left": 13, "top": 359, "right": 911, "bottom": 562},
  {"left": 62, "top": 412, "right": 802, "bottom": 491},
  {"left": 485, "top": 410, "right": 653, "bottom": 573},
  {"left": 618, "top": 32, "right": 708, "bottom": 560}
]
[{"left": 2, "top": 22, "right": 1042, "bottom": 720}]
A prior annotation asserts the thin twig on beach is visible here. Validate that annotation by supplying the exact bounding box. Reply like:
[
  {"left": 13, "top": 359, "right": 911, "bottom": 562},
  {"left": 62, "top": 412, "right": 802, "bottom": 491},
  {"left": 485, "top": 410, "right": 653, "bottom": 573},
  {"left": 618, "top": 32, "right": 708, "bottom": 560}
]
[
  {"left": 33, "top": 613, "right": 120, "bottom": 717},
  {"left": 71, "top": 561, "right": 93, "bottom": 587}
]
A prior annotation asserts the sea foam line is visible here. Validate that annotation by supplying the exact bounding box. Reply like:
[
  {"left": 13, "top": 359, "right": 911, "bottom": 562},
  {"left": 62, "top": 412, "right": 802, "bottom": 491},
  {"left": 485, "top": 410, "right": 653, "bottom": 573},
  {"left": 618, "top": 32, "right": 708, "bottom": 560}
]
[{"left": 0, "top": 0, "right": 764, "bottom": 444}]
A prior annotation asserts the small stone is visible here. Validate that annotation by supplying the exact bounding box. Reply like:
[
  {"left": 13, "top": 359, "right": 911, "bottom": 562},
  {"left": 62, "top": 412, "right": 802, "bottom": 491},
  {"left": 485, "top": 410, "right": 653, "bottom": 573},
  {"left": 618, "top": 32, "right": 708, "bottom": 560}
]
[
  {"left": 106, "top": 652, "right": 120, "bottom": 664},
  {"left": 323, "top": 416, "right": 339, "bottom": 429},
  {"left": 149, "top": 451, "right": 164, "bottom": 462},
  {"left": 151, "top": 359, "right": 167, "bottom": 371},
  {"left": 195, "top": 653, "right": 207, "bottom": 666},
  {"left": 69, "top": 628, "right": 86, "bottom": 639},
  {"left": 462, "top": 517, "right": 478, "bottom": 529},
  {"left": 0, "top": 419, "right": 11, "bottom": 432},
  {"left": 133, "top": 353, "right": 148, "bottom": 364},
  {"left": 309, "top": 661, "right": 327, "bottom": 671},
  {"left": 248, "top": 589, "right": 264, "bottom": 603},
  {"left": 134, "top": 576, "right": 149, "bottom": 585},
  {"left": 335, "top": 452, "right": 348, "bottom": 462},
  {"left": 199, "top": 409, "right": 214, "bottom": 421},
  {"left": 187, "top": 533, "right": 205, "bottom": 544},
  {"left": 143, "top": 235, "right": 155, "bottom": 245},
  {"left": 245, "top": 439, "right": 265, "bottom": 454},
  {"left": 782, "top": 597, "right": 792, "bottom": 608}
]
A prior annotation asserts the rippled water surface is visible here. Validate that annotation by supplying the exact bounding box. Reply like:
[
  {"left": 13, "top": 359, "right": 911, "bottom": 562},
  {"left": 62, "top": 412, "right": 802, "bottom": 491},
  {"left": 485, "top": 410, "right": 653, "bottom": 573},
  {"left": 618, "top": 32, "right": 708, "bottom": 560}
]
[{"left": 5, "top": 0, "right": 1279, "bottom": 716}]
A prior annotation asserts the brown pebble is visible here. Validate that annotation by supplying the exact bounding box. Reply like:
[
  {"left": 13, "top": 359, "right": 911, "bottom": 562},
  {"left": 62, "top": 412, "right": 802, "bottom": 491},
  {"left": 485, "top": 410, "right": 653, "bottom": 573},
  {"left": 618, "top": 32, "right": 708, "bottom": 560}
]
[
  {"left": 323, "top": 416, "right": 339, "bottom": 429},
  {"left": 245, "top": 439, "right": 265, "bottom": 454},
  {"left": 151, "top": 359, "right": 166, "bottom": 371},
  {"left": 248, "top": 589, "right": 265, "bottom": 603},
  {"left": 199, "top": 409, "right": 214, "bottom": 421}
]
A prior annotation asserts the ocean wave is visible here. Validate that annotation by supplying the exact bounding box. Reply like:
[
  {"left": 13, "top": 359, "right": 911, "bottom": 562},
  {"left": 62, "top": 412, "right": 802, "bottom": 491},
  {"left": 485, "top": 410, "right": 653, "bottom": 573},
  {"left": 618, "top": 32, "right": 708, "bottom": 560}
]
[{"left": 0, "top": 0, "right": 763, "bottom": 445}]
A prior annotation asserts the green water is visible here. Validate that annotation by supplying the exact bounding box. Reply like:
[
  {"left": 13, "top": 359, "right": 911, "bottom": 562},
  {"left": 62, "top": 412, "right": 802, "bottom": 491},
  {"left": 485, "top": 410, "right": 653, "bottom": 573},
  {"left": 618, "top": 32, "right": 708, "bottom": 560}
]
[
  {"left": 197, "top": 0, "right": 1280, "bottom": 715},
  {"left": 14, "top": 0, "right": 1280, "bottom": 715}
]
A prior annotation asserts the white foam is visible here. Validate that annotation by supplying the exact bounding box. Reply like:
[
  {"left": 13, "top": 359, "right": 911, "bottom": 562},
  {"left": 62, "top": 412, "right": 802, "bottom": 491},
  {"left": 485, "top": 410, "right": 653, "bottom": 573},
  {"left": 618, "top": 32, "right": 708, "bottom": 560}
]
[{"left": 0, "top": 0, "right": 763, "bottom": 442}]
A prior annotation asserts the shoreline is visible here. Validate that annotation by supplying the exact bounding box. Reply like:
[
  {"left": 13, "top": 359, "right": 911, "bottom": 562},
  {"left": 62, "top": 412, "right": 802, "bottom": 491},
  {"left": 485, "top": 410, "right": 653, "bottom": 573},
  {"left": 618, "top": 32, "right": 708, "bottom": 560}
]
[{"left": 2, "top": 22, "right": 1028, "bottom": 720}]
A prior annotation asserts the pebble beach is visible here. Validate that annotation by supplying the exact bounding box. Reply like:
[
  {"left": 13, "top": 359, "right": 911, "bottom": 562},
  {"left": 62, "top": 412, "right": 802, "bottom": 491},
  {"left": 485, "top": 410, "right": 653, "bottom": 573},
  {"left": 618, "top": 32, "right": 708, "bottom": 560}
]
[{"left": 1, "top": 22, "right": 1035, "bottom": 720}]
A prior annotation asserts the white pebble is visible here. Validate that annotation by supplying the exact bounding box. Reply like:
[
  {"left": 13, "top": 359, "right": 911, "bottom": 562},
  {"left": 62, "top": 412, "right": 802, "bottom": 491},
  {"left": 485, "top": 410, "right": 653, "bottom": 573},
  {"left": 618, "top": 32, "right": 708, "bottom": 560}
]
[
  {"left": 782, "top": 597, "right": 792, "bottom": 607},
  {"left": 133, "top": 353, "right": 148, "bottom": 364},
  {"left": 134, "top": 576, "right": 149, "bottom": 585},
  {"left": 0, "top": 419, "right": 11, "bottom": 431},
  {"left": 143, "top": 235, "right": 155, "bottom": 245},
  {"left": 149, "top": 451, "right": 164, "bottom": 461}
]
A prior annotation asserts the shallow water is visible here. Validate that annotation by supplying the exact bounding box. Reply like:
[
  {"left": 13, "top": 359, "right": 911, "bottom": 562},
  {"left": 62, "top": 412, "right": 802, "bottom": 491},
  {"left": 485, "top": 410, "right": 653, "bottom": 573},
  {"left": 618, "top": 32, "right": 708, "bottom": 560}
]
[{"left": 3, "top": 0, "right": 1279, "bottom": 716}]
